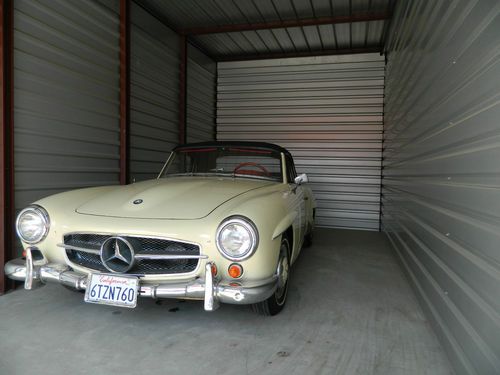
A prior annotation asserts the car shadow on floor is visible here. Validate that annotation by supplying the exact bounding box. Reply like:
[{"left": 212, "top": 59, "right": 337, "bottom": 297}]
[{"left": 0, "top": 228, "right": 453, "bottom": 375}]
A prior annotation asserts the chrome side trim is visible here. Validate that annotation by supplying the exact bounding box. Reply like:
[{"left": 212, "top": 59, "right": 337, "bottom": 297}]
[{"left": 57, "top": 243, "right": 100, "bottom": 255}]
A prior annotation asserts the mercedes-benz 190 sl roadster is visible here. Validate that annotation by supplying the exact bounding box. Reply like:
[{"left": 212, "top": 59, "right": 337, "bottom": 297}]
[{"left": 5, "top": 141, "right": 316, "bottom": 315}]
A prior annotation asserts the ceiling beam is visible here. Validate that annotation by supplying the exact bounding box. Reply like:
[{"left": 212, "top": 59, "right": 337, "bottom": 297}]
[
  {"left": 215, "top": 47, "right": 383, "bottom": 62},
  {"left": 181, "top": 12, "right": 390, "bottom": 35}
]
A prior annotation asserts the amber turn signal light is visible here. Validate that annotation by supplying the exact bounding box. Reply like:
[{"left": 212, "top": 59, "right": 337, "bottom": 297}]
[
  {"left": 211, "top": 263, "right": 218, "bottom": 276},
  {"left": 228, "top": 263, "right": 243, "bottom": 279}
]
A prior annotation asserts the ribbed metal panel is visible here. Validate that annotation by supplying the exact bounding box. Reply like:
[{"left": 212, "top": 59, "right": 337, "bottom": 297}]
[
  {"left": 383, "top": 1, "right": 500, "bottom": 374},
  {"left": 186, "top": 44, "right": 216, "bottom": 143},
  {"left": 217, "top": 53, "right": 384, "bottom": 230},
  {"left": 13, "top": 0, "right": 120, "bottom": 212},
  {"left": 137, "top": 0, "right": 391, "bottom": 58},
  {"left": 129, "top": 3, "right": 179, "bottom": 182}
]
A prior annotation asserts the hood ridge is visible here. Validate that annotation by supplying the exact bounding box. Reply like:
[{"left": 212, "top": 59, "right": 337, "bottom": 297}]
[{"left": 76, "top": 177, "right": 273, "bottom": 220}]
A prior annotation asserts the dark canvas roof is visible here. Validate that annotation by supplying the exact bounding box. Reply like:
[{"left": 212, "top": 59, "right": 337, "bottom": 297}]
[{"left": 174, "top": 141, "right": 291, "bottom": 155}]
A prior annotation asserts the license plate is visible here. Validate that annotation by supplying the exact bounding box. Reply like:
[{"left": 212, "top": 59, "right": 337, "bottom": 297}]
[{"left": 84, "top": 273, "right": 139, "bottom": 308}]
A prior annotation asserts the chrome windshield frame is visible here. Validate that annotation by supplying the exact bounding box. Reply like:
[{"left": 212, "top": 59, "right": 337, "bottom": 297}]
[
  {"left": 157, "top": 147, "right": 284, "bottom": 183},
  {"left": 156, "top": 151, "right": 174, "bottom": 179}
]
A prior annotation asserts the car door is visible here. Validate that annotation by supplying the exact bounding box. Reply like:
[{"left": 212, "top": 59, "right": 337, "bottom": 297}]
[{"left": 286, "top": 155, "right": 306, "bottom": 254}]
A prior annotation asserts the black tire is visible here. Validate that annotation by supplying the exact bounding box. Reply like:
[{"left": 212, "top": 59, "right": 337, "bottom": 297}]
[
  {"left": 252, "top": 237, "right": 290, "bottom": 316},
  {"left": 303, "top": 209, "right": 315, "bottom": 248},
  {"left": 303, "top": 227, "right": 313, "bottom": 248}
]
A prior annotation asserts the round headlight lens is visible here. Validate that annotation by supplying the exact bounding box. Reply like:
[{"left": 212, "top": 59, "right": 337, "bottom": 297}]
[
  {"left": 16, "top": 205, "right": 50, "bottom": 244},
  {"left": 216, "top": 217, "right": 258, "bottom": 261}
]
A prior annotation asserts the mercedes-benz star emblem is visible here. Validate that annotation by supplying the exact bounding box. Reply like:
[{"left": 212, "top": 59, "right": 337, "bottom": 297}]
[{"left": 100, "top": 237, "right": 135, "bottom": 273}]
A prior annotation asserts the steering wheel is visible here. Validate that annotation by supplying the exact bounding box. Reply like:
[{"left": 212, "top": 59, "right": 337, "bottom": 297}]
[{"left": 233, "top": 162, "right": 270, "bottom": 177}]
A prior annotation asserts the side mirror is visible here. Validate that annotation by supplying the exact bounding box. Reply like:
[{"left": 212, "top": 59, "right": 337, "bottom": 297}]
[{"left": 294, "top": 173, "right": 308, "bottom": 185}]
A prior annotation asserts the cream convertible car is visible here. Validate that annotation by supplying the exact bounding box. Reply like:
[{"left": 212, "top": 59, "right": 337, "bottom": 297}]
[{"left": 5, "top": 141, "right": 316, "bottom": 315}]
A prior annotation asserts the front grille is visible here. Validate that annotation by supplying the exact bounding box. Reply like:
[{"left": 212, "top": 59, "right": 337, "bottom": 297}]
[{"left": 64, "top": 233, "right": 201, "bottom": 275}]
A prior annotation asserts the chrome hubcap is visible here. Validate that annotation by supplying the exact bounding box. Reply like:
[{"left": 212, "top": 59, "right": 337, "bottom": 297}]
[
  {"left": 277, "top": 257, "right": 289, "bottom": 290},
  {"left": 275, "top": 242, "right": 289, "bottom": 302}
]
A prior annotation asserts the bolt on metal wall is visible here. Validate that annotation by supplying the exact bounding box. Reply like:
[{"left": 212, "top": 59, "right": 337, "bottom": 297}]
[
  {"left": 383, "top": 1, "right": 500, "bottom": 374},
  {"left": 217, "top": 53, "right": 384, "bottom": 230}
]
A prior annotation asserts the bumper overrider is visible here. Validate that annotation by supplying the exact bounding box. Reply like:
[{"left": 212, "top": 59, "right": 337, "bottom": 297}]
[{"left": 4, "top": 247, "right": 279, "bottom": 311}]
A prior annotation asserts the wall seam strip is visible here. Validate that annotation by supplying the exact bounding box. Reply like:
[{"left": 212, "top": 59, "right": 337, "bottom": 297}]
[
  {"left": 0, "top": 0, "right": 13, "bottom": 294},
  {"left": 119, "top": 0, "right": 130, "bottom": 184}
]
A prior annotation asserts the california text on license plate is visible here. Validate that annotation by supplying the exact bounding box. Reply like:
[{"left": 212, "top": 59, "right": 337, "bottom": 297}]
[{"left": 84, "top": 273, "right": 139, "bottom": 308}]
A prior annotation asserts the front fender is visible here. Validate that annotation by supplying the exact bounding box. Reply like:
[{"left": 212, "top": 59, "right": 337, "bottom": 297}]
[{"left": 272, "top": 211, "right": 298, "bottom": 240}]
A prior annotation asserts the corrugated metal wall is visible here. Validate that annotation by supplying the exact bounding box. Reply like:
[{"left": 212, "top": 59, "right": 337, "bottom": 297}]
[
  {"left": 13, "top": 0, "right": 120, "bottom": 213},
  {"left": 186, "top": 44, "right": 216, "bottom": 143},
  {"left": 382, "top": 1, "right": 500, "bottom": 374},
  {"left": 217, "top": 54, "right": 384, "bottom": 230},
  {"left": 129, "top": 3, "right": 179, "bottom": 182}
]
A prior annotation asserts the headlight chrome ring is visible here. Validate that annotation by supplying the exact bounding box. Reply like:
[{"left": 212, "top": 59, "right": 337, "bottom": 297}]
[
  {"left": 216, "top": 216, "right": 259, "bottom": 261},
  {"left": 16, "top": 205, "right": 50, "bottom": 244}
]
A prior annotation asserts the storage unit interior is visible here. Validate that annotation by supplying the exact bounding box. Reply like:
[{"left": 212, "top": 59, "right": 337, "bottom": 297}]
[{"left": 1, "top": 1, "right": 499, "bottom": 374}]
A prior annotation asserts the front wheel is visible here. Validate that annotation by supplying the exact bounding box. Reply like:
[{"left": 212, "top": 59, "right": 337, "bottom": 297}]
[
  {"left": 303, "top": 227, "right": 313, "bottom": 248},
  {"left": 252, "top": 237, "right": 290, "bottom": 316}
]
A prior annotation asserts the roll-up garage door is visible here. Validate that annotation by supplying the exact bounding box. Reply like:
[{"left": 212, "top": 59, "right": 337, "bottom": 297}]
[
  {"left": 129, "top": 3, "right": 179, "bottom": 182},
  {"left": 217, "top": 53, "right": 384, "bottom": 231},
  {"left": 14, "top": 0, "right": 120, "bottom": 212}
]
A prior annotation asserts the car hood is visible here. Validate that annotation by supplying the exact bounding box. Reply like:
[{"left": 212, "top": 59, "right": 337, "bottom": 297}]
[{"left": 75, "top": 177, "right": 274, "bottom": 219}]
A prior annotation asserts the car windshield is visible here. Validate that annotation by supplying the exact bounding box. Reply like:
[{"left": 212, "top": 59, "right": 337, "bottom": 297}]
[{"left": 160, "top": 146, "right": 283, "bottom": 182}]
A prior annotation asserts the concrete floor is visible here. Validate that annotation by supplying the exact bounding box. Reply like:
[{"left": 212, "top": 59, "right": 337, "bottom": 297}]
[{"left": 0, "top": 229, "right": 453, "bottom": 375}]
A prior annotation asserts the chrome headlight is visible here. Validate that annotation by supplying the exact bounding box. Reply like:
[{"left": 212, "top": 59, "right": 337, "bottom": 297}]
[
  {"left": 216, "top": 216, "right": 259, "bottom": 261},
  {"left": 16, "top": 205, "right": 50, "bottom": 244}
]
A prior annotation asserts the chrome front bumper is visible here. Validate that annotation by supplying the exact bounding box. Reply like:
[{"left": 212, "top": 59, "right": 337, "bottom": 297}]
[{"left": 4, "top": 248, "right": 278, "bottom": 311}]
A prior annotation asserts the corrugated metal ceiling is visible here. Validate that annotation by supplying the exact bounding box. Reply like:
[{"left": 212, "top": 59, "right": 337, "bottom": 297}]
[{"left": 137, "top": 0, "right": 394, "bottom": 60}]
